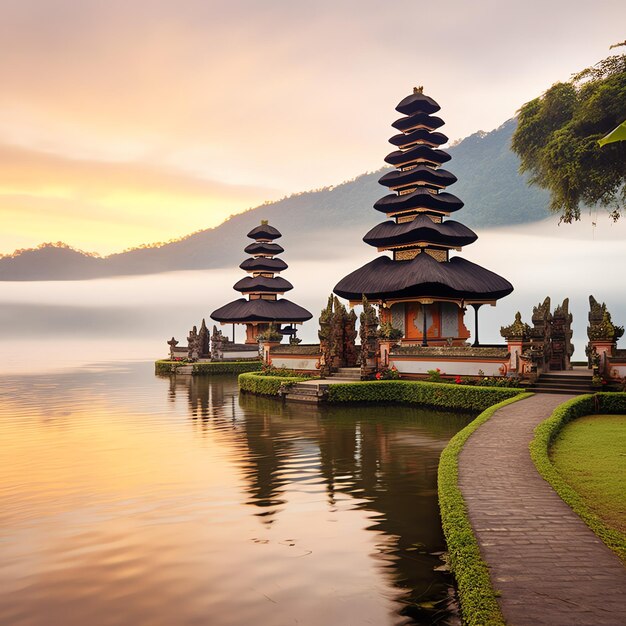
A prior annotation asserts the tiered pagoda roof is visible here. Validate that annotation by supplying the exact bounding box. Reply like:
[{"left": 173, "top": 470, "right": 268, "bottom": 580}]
[
  {"left": 210, "top": 222, "right": 313, "bottom": 324},
  {"left": 334, "top": 88, "right": 513, "bottom": 304}
]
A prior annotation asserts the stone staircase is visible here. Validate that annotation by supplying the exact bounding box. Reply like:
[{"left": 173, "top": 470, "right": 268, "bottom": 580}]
[
  {"left": 528, "top": 371, "right": 594, "bottom": 395},
  {"left": 284, "top": 382, "right": 327, "bottom": 403},
  {"left": 283, "top": 368, "right": 362, "bottom": 403},
  {"left": 328, "top": 367, "right": 362, "bottom": 381}
]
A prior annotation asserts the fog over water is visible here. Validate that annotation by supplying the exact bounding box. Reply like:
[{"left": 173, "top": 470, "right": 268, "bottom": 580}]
[{"left": 0, "top": 216, "right": 624, "bottom": 373}]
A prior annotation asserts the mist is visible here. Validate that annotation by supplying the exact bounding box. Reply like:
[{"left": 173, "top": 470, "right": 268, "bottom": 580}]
[{"left": 0, "top": 215, "right": 623, "bottom": 373}]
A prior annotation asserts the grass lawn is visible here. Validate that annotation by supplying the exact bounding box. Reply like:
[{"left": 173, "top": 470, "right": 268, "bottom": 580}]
[{"left": 551, "top": 414, "right": 626, "bottom": 535}]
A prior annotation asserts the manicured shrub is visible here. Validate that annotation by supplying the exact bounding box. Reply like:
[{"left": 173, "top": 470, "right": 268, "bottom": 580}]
[
  {"left": 154, "top": 360, "right": 262, "bottom": 375},
  {"left": 238, "top": 372, "right": 309, "bottom": 396},
  {"left": 326, "top": 380, "right": 521, "bottom": 412},
  {"left": 597, "top": 392, "right": 626, "bottom": 414}
]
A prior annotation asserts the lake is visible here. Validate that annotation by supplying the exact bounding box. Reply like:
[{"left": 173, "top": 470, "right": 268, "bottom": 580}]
[
  {"left": 0, "top": 361, "right": 473, "bottom": 625},
  {"left": 0, "top": 215, "right": 624, "bottom": 623}
]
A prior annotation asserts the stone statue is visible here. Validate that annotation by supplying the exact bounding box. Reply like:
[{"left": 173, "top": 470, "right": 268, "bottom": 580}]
[
  {"left": 500, "top": 312, "right": 530, "bottom": 340},
  {"left": 318, "top": 294, "right": 358, "bottom": 375},
  {"left": 344, "top": 308, "right": 358, "bottom": 367},
  {"left": 211, "top": 325, "right": 224, "bottom": 361},
  {"left": 587, "top": 296, "right": 624, "bottom": 341},
  {"left": 359, "top": 296, "right": 379, "bottom": 378},
  {"left": 167, "top": 337, "right": 179, "bottom": 360},
  {"left": 187, "top": 325, "right": 199, "bottom": 360},
  {"left": 198, "top": 319, "right": 210, "bottom": 358},
  {"left": 551, "top": 298, "right": 574, "bottom": 370}
]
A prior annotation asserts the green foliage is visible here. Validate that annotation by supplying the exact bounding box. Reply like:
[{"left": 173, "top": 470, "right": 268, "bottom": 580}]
[
  {"left": 530, "top": 393, "right": 626, "bottom": 562},
  {"left": 438, "top": 394, "right": 532, "bottom": 625},
  {"left": 512, "top": 48, "right": 626, "bottom": 222},
  {"left": 474, "top": 376, "right": 524, "bottom": 388},
  {"left": 154, "top": 360, "right": 261, "bottom": 375},
  {"left": 326, "top": 380, "right": 522, "bottom": 412},
  {"left": 192, "top": 361, "right": 262, "bottom": 375},
  {"left": 378, "top": 321, "right": 403, "bottom": 340},
  {"left": 257, "top": 323, "right": 283, "bottom": 342},
  {"left": 426, "top": 368, "right": 444, "bottom": 382},
  {"left": 238, "top": 371, "right": 310, "bottom": 396}
]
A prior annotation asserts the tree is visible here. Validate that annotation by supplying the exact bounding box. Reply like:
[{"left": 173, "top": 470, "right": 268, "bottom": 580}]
[{"left": 512, "top": 44, "right": 626, "bottom": 222}]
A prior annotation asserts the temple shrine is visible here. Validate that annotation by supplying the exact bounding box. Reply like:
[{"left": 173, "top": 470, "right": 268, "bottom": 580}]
[
  {"left": 210, "top": 221, "right": 312, "bottom": 343},
  {"left": 334, "top": 88, "right": 513, "bottom": 346}
]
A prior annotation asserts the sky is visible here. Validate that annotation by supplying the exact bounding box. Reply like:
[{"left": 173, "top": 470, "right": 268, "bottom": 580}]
[{"left": 0, "top": 0, "right": 624, "bottom": 255}]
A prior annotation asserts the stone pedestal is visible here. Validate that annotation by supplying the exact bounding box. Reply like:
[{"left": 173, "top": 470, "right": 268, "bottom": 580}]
[
  {"left": 588, "top": 341, "right": 614, "bottom": 375},
  {"left": 506, "top": 339, "right": 524, "bottom": 374},
  {"left": 260, "top": 341, "right": 281, "bottom": 365},
  {"left": 379, "top": 340, "right": 393, "bottom": 369}
]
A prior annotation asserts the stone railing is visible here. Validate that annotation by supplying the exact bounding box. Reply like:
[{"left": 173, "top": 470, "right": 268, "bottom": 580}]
[{"left": 389, "top": 344, "right": 511, "bottom": 378}]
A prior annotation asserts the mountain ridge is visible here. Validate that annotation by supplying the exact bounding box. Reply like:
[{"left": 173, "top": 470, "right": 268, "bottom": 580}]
[{"left": 0, "top": 119, "right": 550, "bottom": 281}]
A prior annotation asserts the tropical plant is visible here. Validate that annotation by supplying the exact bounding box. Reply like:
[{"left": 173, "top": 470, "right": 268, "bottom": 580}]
[
  {"left": 378, "top": 321, "right": 404, "bottom": 340},
  {"left": 257, "top": 323, "right": 283, "bottom": 342},
  {"left": 512, "top": 43, "right": 626, "bottom": 222},
  {"left": 426, "top": 368, "right": 444, "bottom": 382}
]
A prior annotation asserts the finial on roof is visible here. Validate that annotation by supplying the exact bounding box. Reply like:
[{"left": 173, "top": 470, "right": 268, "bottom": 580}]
[
  {"left": 413, "top": 86, "right": 423, "bottom": 94},
  {"left": 261, "top": 219, "right": 268, "bottom": 225}
]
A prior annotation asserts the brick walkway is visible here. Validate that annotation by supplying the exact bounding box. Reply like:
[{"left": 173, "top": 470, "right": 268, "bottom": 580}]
[{"left": 458, "top": 394, "right": 626, "bottom": 626}]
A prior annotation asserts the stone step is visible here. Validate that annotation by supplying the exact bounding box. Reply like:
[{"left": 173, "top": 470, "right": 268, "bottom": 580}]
[
  {"left": 290, "top": 387, "right": 320, "bottom": 396},
  {"left": 330, "top": 369, "right": 361, "bottom": 379},
  {"left": 284, "top": 393, "right": 321, "bottom": 403},
  {"left": 528, "top": 386, "right": 592, "bottom": 395},
  {"left": 540, "top": 374, "right": 592, "bottom": 382},
  {"left": 534, "top": 379, "right": 593, "bottom": 388}
]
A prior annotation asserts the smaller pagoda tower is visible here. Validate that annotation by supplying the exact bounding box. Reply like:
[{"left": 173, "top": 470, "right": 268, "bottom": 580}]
[{"left": 210, "top": 221, "right": 312, "bottom": 343}]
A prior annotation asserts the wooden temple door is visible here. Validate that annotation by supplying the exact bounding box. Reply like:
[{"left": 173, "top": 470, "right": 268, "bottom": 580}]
[{"left": 405, "top": 303, "right": 441, "bottom": 341}]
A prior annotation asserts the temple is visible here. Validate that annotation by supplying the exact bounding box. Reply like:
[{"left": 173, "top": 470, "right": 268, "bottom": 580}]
[
  {"left": 334, "top": 88, "right": 513, "bottom": 346},
  {"left": 210, "top": 221, "right": 313, "bottom": 343}
]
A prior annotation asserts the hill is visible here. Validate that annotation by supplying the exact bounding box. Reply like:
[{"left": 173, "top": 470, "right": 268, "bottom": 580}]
[{"left": 0, "top": 119, "right": 549, "bottom": 281}]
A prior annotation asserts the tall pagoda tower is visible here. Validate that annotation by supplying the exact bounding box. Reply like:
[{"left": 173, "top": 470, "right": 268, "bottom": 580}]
[
  {"left": 334, "top": 89, "right": 513, "bottom": 346},
  {"left": 211, "top": 221, "right": 312, "bottom": 344}
]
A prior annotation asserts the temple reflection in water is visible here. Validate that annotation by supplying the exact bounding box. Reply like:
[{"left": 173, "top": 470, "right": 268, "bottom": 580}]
[{"left": 164, "top": 373, "right": 473, "bottom": 619}]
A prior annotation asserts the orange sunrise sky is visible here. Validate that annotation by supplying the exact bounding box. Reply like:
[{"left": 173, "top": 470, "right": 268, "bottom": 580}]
[{"left": 1, "top": 0, "right": 624, "bottom": 255}]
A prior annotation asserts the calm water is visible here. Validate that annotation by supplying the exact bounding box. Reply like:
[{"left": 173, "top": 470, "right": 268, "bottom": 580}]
[{"left": 0, "top": 362, "right": 473, "bottom": 625}]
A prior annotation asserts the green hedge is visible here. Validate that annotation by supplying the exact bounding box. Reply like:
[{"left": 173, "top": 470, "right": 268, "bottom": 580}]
[
  {"left": 155, "top": 360, "right": 262, "bottom": 375},
  {"left": 438, "top": 393, "right": 532, "bottom": 626},
  {"left": 326, "top": 380, "right": 522, "bottom": 412},
  {"left": 530, "top": 392, "right": 626, "bottom": 563},
  {"left": 238, "top": 371, "right": 310, "bottom": 396}
]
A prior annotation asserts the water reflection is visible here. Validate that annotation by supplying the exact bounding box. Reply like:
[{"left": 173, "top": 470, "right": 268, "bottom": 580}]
[
  {"left": 0, "top": 363, "right": 470, "bottom": 625},
  {"left": 167, "top": 373, "right": 474, "bottom": 621}
]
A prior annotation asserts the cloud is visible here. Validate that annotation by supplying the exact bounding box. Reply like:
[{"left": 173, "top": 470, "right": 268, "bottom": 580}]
[
  {"left": 0, "top": 142, "right": 278, "bottom": 253},
  {"left": 0, "top": 0, "right": 624, "bottom": 252}
]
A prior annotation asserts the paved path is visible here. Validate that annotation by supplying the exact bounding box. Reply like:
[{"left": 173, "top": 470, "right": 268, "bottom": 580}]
[{"left": 458, "top": 394, "right": 626, "bottom": 626}]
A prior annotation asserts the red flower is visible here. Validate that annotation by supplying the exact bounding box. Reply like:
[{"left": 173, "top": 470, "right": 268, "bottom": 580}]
[
  {"left": 375, "top": 372, "right": 382, "bottom": 380},
  {"left": 455, "top": 375, "right": 462, "bottom": 384},
  {"left": 436, "top": 368, "right": 441, "bottom": 373}
]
